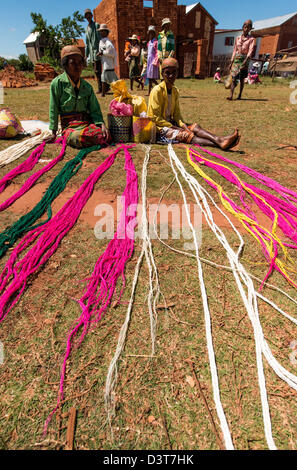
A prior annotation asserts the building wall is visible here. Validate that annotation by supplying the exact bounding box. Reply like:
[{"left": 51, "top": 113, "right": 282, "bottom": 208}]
[
  {"left": 25, "top": 45, "right": 38, "bottom": 64},
  {"left": 258, "top": 34, "right": 280, "bottom": 57},
  {"left": 94, "top": 0, "right": 180, "bottom": 77},
  {"left": 178, "top": 4, "right": 217, "bottom": 78},
  {"left": 213, "top": 31, "right": 242, "bottom": 57},
  {"left": 94, "top": 0, "right": 216, "bottom": 78}
]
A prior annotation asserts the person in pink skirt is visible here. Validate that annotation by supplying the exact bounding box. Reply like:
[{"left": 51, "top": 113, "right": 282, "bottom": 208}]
[{"left": 146, "top": 25, "right": 159, "bottom": 95}]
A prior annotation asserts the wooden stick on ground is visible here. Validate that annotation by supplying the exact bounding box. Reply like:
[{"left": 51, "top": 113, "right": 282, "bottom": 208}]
[
  {"left": 65, "top": 407, "right": 77, "bottom": 451},
  {"left": 187, "top": 360, "right": 225, "bottom": 450}
]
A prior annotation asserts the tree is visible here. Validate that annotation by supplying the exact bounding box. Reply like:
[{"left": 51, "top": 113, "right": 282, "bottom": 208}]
[
  {"left": 18, "top": 54, "right": 34, "bottom": 72},
  {"left": 30, "top": 11, "right": 85, "bottom": 67}
]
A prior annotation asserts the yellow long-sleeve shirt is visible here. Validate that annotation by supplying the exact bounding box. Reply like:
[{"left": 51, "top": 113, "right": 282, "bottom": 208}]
[{"left": 147, "top": 80, "right": 185, "bottom": 131}]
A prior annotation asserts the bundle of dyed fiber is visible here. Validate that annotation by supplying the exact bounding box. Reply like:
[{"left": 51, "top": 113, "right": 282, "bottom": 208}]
[
  {"left": 0, "top": 142, "right": 97, "bottom": 258},
  {"left": 0, "top": 140, "right": 49, "bottom": 194},
  {"left": 191, "top": 146, "right": 297, "bottom": 205},
  {"left": 45, "top": 144, "right": 139, "bottom": 431},
  {"left": 0, "top": 144, "right": 133, "bottom": 322},
  {"left": 168, "top": 145, "right": 297, "bottom": 449},
  {"left": 0, "top": 137, "right": 67, "bottom": 213},
  {"left": 189, "top": 148, "right": 297, "bottom": 248},
  {"left": 0, "top": 131, "right": 52, "bottom": 168},
  {"left": 187, "top": 150, "right": 297, "bottom": 289},
  {"left": 105, "top": 145, "right": 162, "bottom": 425}
]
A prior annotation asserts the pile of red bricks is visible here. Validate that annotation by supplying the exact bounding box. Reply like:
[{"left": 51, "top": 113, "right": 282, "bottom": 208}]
[
  {"left": 0, "top": 66, "right": 38, "bottom": 88},
  {"left": 34, "top": 63, "right": 57, "bottom": 82}
]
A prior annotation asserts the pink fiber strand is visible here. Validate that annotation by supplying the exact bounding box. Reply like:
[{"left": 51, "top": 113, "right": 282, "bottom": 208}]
[
  {"left": 0, "top": 137, "right": 67, "bottom": 212},
  {"left": 43, "top": 144, "right": 139, "bottom": 432},
  {"left": 189, "top": 152, "right": 297, "bottom": 289}
]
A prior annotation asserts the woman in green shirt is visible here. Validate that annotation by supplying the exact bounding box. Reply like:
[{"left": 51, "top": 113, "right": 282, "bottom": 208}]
[{"left": 48, "top": 45, "right": 110, "bottom": 148}]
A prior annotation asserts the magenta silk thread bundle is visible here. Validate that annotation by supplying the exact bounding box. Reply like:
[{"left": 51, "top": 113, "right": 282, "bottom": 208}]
[
  {"left": 0, "top": 139, "right": 61, "bottom": 193},
  {"left": 188, "top": 152, "right": 297, "bottom": 288},
  {"left": 189, "top": 150, "right": 297, "bottom": 249},
  {"left": 0, "top": 138, "right": 67, "bottom": 212},
  {"left": 0, "top": 144, "right": 133, "bottom": 324},
  {"left": 192, "top": 145, "right": 297, "bottom": 205},
  {"left": 43, "top": 144, "right": 139, "bottom": 432}
]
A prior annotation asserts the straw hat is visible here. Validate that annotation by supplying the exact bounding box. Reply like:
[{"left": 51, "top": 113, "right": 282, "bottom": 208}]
[
  {"left": 61, "top": 45, "right": 83, "bottom": 60},
  {"left": 148, "top": 25, "right": 156, "bottom": 32},
  {"left": 129, "top": 34, "right": 139, "bottom": 42},
  {"left": 99, "top": 23, "right": 110, "bottom": 32},
  {"left": 161, "top": 18, "right": 171, "bottom": 27}
]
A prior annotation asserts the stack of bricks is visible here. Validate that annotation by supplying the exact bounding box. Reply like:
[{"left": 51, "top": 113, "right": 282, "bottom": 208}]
[
  {"left": 34, "top": 63, "right": 57, "bottom": 82},
  {"left": 0, "top": 66, "right": 38, "bottom": 88}
]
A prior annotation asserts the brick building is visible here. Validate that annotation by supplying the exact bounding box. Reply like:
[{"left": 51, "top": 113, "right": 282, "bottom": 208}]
[
  {"left": 252, "top": 11, "right": 297, "bottom": 58},
  {"left": 93, "top": 1, "right": 217, "bottom": 78}
]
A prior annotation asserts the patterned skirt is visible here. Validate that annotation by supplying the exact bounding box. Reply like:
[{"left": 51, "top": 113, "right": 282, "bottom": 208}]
[
  {"left": 231, "top": 55, "right": 249, "bottom": 81},
  {"left": 62, "top": 120, "right": 111, "bottom": 149}
]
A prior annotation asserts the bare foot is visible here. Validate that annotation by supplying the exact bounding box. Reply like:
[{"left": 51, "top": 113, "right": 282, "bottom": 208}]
[
  {"left": 228, "top": 134, "right": 241, "bottom": 149},
  {"left": 237, "top": 96, "right": 242, "bottom": 100},
  {"left": 219, "top": 129, "right": 239, "bottom": 150},
  {"left": 226, "top": 96, "right": 233, "bottom": 101}
]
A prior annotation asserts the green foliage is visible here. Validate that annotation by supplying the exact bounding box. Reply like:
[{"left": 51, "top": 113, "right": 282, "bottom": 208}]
[
  {"left": 18, "top": 54, "right": 34, "bottom": 72},
  {"left": 30, "top": 11, "right": 85, "bottom": 64}
]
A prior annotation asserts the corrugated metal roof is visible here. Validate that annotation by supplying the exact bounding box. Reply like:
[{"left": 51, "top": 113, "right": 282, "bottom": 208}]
[
  {"left": 253, "top": 11, "right": 297, "bottom": 31},
  {"left": 23, "top": 32, "right": 40, "bottom": 45},
  {"left": 186, "top": 3, "right": 197, "bottom": 14}
]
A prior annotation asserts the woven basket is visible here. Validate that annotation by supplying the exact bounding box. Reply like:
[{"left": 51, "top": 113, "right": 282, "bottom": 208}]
[{"left": 108, "top": 114, "right": 132, "bottom": 143}]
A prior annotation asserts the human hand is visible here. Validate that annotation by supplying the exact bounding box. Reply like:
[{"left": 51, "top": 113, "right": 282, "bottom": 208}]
[
  {"left": 101, "top": 124, "right": 111, "bottom": 141},
  {"left": 44, "top": 131, "right": 57, "bottom": 143}
]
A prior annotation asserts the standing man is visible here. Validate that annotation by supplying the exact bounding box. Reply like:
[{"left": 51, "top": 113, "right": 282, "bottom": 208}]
[
  {"left": 98, "top": 24, "right": 118, "bottom": 97},
  {"left": 157, "top": 18, "right": 175, "bottom": 71},
  {"left": 85, "top": 8, "right": 102, "bottom": 94},
  {"left": 227, "top": 19, "right": 255, "bottom": 101}
]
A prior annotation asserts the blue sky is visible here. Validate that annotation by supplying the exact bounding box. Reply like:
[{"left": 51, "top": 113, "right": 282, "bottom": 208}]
[{"left": 1, "top": 1, "right": 297, "bottom": 58}]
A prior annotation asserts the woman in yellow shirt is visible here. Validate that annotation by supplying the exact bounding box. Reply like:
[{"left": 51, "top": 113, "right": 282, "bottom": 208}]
[{"left": 148, "top": 58, "right": 240, "bottom": 148}]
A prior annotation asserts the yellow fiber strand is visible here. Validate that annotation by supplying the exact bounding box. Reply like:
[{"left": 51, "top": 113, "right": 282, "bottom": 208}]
[{"left": 187, "top": 148, "right": 297, "bottom": 288}]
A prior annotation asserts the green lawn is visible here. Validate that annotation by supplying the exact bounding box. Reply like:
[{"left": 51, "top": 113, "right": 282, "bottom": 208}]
[{"left": 0, "top": 76, "right": 297, "bottom": 450}]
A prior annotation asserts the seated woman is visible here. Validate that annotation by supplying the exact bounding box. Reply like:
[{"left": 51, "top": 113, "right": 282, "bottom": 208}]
[
  {"left": 148, "top": 58, "right": 240, "bottom": 149},
  {"left": 48, "top": 45, "right": 111, "bottom": 148}
]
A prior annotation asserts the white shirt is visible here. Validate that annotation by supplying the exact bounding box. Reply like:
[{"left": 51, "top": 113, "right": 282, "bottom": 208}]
[{"left": 99, "top": 37, "right": 117, "bottom": 71}]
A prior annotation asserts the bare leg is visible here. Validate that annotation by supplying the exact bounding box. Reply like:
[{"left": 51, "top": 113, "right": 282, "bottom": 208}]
[
  {"left": 192, "top": 124, "right": 240, "bottom": 150},
  {"left": 227, "top": 80, "right": 237, "bottom": 100},
  {"left": 130, "top": 79, "right": 134, "bottom": 91},
  {"left": 237, "top": 78, "right": 245, "bottom": 100},
  {"left": 101, "top": 82, "right": 108, "bottom": 97}
]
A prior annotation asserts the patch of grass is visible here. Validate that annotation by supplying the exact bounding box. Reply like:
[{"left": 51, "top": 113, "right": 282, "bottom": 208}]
[{"left": 0, "top": 78, "right": 297, "bottom": 450}]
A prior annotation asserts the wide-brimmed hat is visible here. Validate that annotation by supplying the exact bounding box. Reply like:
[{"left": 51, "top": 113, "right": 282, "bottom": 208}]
[
  {"left": 148, "top": 25, "right": 156, "bottom": 32},
  {"left": 129, "top": 34, "right": 139, "bottom": 42},
  {"left": 99, "top": 23, "right": 110, "bottom": 32},
  {"left": 84, "top": 9, "right": 93, "bottom": 18},
  {"left": 161, "top": 18, "right": 171, "bottom": 27},
  {"left": 61, "top": 45, "right": 83, "bottom": 60},
  {"left": 162, "top": 57, "right": 179, "bottom": 70}
]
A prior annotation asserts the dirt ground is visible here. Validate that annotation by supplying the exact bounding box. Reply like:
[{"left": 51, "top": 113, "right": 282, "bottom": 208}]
[{"left": 0, "top": 77, "right": 297, "bottom": 450}]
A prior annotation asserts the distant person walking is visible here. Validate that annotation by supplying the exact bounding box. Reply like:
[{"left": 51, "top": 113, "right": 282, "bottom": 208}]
[
  {"left": 125, "top": 34, "right": 143, "bottom": 91},
  {"left": 157, "top": 18, "right": 175, "bottom": 68},
  {"left": 147, "top": 25, "right": 159, "bottom": 95},
  {"left": 98, "top": 24, "right": 118, "bottom": 97},
  {"left": 84, "top": 8, "right": 102, "bottom": 94},
  {"left": 227, "top": 19, "right": 255, "bottom": 100}
]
